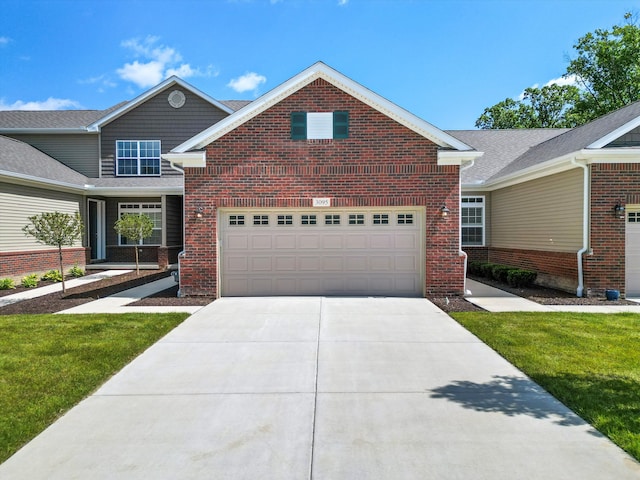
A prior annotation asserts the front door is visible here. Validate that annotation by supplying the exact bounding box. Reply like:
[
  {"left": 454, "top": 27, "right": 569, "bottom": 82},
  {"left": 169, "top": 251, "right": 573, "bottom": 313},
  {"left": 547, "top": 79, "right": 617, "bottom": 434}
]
[{"left": 88, "top": 199, "right": 105, "bottom": 261}]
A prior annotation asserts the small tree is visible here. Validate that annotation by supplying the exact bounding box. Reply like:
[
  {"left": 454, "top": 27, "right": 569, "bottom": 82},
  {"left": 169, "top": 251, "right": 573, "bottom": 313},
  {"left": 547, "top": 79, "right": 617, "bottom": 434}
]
[
  {"left": 114, "top": 213, "right": 154, "bottom": 275},
  {"left": 22, "top": 211, "right": 84, "bottom": 293}
]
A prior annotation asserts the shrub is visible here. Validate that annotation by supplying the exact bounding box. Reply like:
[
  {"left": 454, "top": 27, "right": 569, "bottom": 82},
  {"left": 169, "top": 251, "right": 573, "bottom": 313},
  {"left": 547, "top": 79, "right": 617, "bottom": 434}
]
[
  {"left": 21, "top": 274, "right": 39, "bottom": 288},
  {"left": 479, "top": 262, "right": 497, "bottom": 279},
  {"left": 491, "top": 264, "right": 512, "bottom": 283},
  {"left": 41, "top": 269, "right": 63, "bottom": 283},
  {"left": 0, "top": 278, "right": 16, "bottom": 290},
  {"left": 467, "top": 260, "right": 484, "bottom": 276},
  {"left": 507, "top": 269, "right": 538, "bottom": 288},
  {"left": 68, "top": 264, "right": 85, "bottom": 278}
]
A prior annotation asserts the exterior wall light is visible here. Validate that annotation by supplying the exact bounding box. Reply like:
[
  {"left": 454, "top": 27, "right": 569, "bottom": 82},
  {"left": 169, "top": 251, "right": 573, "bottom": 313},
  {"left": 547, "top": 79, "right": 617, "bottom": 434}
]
[
  {"left": 614, "top": 203, "right": 625, "bottom": 219},
  {"left": 440, "top": 204, "right": 450, "bottom": 218},
  {"left": 195, "top": 206, "right": 204, "bottom": 219}
]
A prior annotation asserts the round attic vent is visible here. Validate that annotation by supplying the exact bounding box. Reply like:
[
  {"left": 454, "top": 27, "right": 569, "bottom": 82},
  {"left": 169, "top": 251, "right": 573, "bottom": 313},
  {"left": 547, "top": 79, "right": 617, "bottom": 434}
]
[{"left": 168, "top": 90, "right": 186, "bottom": 109}]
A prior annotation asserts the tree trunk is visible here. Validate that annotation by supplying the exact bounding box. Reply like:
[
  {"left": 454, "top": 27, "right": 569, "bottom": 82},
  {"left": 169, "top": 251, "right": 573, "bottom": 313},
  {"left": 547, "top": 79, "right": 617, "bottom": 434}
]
[
  {"left": 135, "top": 245, "right": 140, "bottom": 276},
  {"left": 58, "top": 245, "right": 66, "bottom": 293}
]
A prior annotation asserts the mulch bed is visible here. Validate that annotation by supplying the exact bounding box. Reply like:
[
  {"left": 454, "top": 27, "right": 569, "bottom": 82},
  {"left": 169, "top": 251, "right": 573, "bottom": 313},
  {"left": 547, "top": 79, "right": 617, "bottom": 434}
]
[{"left": 1, "top": 271, "right": 635, "bottom": 315}]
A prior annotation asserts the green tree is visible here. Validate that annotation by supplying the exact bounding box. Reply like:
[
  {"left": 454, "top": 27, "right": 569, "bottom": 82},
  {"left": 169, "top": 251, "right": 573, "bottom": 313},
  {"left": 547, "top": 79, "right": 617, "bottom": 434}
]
[
  {"left": 566, "top": 12, "right": 640, "bottom": 121},
  {"left": 114, "top": 213, "right": 154, "bottom": 275},
  {"left": 475, "top": 85, "right": 581, "bottom": 129},
  {"left": 477, "top": 13, "right": 640, "bottom": 129},
  {"left": 22, "top": 211, "right": 84, "bottom": 293}
]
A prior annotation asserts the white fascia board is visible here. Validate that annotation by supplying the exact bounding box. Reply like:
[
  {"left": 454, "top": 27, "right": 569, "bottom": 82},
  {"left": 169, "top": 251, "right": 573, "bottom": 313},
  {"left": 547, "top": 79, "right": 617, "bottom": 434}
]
[
  {"left": 576, "top": 147, "right": 640, "bottom": 162},
  {"left": 437, "top": 150, "right": 484, "bottom": 165},
  {"left": 85, "top": 185, "right": 183, "bottom": 197},
  {"left": 87, "top": 77, "right": 234, "bottom": 132},
  {"left": 0, "top": 170, "right": 86, "bottom": 193},
  {"left": 162, "top": 151, "right": 206, "bottom": 168},
  {"left": 587, "top": 116, "right": 640, "bottom": 148},
  {"left": 0, "top": 128, "right": 91, "bottom": 134},
  {"left": 173, "top": 61, "right": 475, "bottom": 153}
]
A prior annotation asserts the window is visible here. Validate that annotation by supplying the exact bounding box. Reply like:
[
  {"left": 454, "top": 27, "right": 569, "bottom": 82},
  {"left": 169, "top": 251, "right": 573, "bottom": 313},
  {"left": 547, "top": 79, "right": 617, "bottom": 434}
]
[
  {"left": 301, "top": 214, "right": 317, "bottom": 225},
  {"left": 277, "top": 215, "right": 293, "bottom": 225},
  {"left": 461, "top": 196, "right": 485, "bottom": 246},
  {"left": 397, "top": 213, "right": 414, "bottom": 225},
  {"left": 629, "top": 212, "right": 640, "bottom": 223},
  {"left": 116, "top": 140, "right": 161, "bottom": 176},
  {"left": 325, "top": 214, "right": 340, "bottom": 225},
  {"left": 118, "top": 203, "right": 162, "bottom": 245},
  {"left": 348, "top": 214, "right": 365, "bottom": 225},
  {"left": 373, "top": 214, "right": 389, "bottom": 225},
  {"left": 291, "top": 111, "right": 349, "bottom": 140},
  {"left": 229, "top": 215, "right": 245, "bottom": 226},
  {"left": 253, "top": 215, "right": 269, "bottom": 226}
]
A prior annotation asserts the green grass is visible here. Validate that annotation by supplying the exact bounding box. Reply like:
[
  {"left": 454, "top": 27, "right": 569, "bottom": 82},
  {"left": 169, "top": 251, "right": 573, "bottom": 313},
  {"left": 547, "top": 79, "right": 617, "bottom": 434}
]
[
  {"left": 0, "top": 313, "right": 189, "bottom": 464},
  {"left": 451, "top": 311, "right": 640, "bottom": 461}
]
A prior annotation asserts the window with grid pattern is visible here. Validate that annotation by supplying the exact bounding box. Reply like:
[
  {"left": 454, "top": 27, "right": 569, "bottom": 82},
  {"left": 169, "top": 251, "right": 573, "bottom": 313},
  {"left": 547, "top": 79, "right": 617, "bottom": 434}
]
[
  {"left": 461, "top": 196, "right": 485, "bottom": 246},
  {"left": 301, "top": 214, "right": 317, "bottom": 225},
  {"left": 116, "top": 140, "right": 161, "bottom": 176},
  {"left": 229, "top": 215, "right": 245, "bottom": 226},
  {"left": 118, "top": 203, "right": 162, "bottom": 245},
  {"left": 373, "top": 214, "right": 389, "bottom": 225},
  {"left": 325, "top": 214, "right": 340, "bottom": 225},
  {"left": 348, "top": 214, "right": 365, "bottom": 225}
]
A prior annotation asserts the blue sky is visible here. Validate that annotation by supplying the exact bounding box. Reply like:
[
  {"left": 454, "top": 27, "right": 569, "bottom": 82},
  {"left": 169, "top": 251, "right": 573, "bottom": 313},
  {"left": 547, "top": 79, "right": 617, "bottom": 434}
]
[{"left": 0, "top": 0, "right": 635, "bottom": 129}]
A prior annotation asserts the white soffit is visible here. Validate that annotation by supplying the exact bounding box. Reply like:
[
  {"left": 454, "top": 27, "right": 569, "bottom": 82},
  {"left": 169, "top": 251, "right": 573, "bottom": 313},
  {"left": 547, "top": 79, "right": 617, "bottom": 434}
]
[{"left": 172, "top": 62, "right": 475, "bottom": 153}]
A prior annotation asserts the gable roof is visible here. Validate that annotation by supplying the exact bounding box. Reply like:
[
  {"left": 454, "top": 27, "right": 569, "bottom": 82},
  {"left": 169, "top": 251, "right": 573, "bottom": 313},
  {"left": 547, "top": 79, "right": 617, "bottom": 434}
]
[
  {"left": 0, "top": 135, "right": 88, "bottom": 190},
  {"left": 171, "top": 62, "right": 478, "bottom": 156},
  {"left": 86, "top": 76, "right": 234, "bottom": 131},
  {"left": 450, "top": 129, "right": 568, "bottom": 185},
  {"left": 0, "top": 103, "right": 125, "bottom": 132}
]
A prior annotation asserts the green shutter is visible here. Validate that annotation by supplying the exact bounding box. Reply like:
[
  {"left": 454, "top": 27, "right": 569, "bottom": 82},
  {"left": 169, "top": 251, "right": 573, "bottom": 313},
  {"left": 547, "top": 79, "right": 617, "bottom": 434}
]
[
  {"left": 333, "top": 111, "right": 349, "bottom": 139},
  {"left": 291, "top": 112, "right": 307, "bottom": 140}
]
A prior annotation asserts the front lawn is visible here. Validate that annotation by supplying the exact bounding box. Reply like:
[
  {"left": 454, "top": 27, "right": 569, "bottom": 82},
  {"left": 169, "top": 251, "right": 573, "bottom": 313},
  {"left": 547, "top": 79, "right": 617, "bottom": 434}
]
[
  {"left": 452, "top": 311, "right": 640, "bottom": 462},
  {"left": 0, "top": 313, "right": 189, "bottom": 464}
]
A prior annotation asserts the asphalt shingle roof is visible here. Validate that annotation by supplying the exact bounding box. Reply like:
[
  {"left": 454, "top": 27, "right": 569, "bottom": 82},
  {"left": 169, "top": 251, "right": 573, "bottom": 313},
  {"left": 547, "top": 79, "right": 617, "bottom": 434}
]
[
  {"left": 448, "top": 129, "right": 568, "bottom": 185},
  {"left": 0, "top": 135, "right": 88, "bottom": 186},
  {"left": 0, "top": 103, "right": 127, "bottom": 129}
]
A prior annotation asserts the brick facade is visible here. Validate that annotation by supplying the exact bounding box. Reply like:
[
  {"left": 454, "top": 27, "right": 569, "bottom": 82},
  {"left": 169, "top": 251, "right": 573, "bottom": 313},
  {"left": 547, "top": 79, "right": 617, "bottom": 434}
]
[
  {"left": 180, "top": 79, "right": 463, "bottom": 297},
  {"left": 0, "top": 247, "right": 87, "bottom": 280},
  {"left": 585, "top": 163, "right": 640, "bottom": 296}
]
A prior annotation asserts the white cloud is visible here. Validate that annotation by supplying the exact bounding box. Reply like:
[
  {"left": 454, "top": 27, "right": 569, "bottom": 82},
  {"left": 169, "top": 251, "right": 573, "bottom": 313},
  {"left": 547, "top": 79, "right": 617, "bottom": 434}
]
[
  {"left": 338, "top": 0, "right": 349, "bottom": 5},
  {"left": 0, "top": 36, "right": 10, "bottom": 46},
  {"left": 544, "top": 74, "right": 579, "bottom": 88},
  {"left": 117, "top": 36, "right": 214, "bottom": 88},
  {"left": 0, "top": 97, "right": 82, "bottom": 110},
  {"left": 227, "top": 72, "right": 267, "bottom": 93}
]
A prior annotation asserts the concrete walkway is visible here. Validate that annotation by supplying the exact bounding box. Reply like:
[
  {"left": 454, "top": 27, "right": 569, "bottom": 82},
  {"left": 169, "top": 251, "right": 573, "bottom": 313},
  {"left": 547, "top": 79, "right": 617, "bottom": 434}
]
[
  {"left": 1, "top": 297, "right": 638, "bottom": 479},
  {"left": 465, "top": 279, "right": 640, "bottom": 313}
]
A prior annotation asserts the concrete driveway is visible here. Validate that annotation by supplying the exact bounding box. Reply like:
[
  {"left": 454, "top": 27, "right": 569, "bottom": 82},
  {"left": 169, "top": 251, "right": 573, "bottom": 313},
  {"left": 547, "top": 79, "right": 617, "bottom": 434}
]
[{"left": 1, "top": 297, "right": 638, "bottom": 479}]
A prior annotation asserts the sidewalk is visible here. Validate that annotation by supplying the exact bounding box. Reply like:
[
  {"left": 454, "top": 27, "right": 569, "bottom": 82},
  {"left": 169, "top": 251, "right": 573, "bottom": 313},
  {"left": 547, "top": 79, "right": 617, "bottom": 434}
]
[{"left": 465, "top": 279, "right": 640, "bottom": 313}]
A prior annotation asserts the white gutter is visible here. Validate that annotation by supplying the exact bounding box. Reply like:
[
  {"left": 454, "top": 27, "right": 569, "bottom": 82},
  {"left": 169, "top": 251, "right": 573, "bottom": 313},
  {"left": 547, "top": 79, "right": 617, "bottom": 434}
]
[
  {"left": 168, "top": 161, "right": 186, "bottom": 297},
  {"left": 571, "top": 158, "right": 589, "bottom": 297},
  {"left": 0, "top": 170, "right": 86, "bottom": 193},
  {"left": 459, "top": 159, "right": 475, "bottom": 295}
]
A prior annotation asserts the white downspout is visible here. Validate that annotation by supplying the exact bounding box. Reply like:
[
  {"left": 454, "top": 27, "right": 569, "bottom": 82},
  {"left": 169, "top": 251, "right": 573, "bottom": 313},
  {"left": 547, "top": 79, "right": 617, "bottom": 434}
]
[
  {"left": 572, "top": 158, "right": 589, "bottom": 297},
  {"left": 460, "top": 159, "right": 475, "bottom": 295}
]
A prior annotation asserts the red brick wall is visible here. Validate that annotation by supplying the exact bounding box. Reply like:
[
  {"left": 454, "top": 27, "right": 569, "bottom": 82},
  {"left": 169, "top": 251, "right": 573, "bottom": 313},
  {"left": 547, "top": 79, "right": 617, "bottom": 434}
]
[
  {"left": 181, "top": 78, "right": 463, "bottom": 297},
  {"left": 0, "top": 248, "right": 87, "bottom": 280},
  {"left": 585, "top": 163, "right": 640, "bottom": 296}
]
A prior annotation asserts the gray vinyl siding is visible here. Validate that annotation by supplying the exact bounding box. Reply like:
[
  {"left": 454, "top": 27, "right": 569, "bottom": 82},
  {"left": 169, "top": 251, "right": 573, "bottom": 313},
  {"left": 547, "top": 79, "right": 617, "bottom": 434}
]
[
  {"left": 490, "top": 168, "right": 583, "bottom": 252},
  {"left": 463, "top": 190, "right": 491, "bottom": 246},
  {"left": 5, "top": 133, "right": 99, "bottom": 177},
  {"left": 0, "top": 181, "right": 83, "bottom": 252},
  {"left": 165, "top": 195, "right": 183, "bottom": 246},
  {"left": 100, "top": 87, "right": 230, "bottom": 177},
  {"left": 607, "top": 126, "right": 640, "bottom": 147}
]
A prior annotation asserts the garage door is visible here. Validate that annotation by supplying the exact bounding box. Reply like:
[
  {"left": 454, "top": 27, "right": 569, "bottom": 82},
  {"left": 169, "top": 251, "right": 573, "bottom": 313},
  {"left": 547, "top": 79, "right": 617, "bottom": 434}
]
[
  {"left": 626, "top": 210, "right": 640, "bottom": 296},
  {"left": 220, "top": 208, "right": 424, "bottom": 297}
]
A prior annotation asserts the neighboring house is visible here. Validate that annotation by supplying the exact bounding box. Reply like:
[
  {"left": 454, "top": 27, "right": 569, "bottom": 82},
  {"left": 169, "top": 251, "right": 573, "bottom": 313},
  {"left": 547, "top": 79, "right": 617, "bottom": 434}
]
[
  {"left": 165, "top": 62, "right": 481, "bottom": 297},
  {"left": 454, "top": 101, "right": 640, "bottom": 297},
  {"left": 0, "top": 77, "right": 236, "bottom": 279}
]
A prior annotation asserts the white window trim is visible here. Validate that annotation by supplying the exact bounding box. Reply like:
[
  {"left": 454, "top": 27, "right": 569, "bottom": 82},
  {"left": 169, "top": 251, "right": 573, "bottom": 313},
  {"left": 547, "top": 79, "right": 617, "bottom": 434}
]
[
  {"left": 116, "top": 140, "right": 162, "bottom": 177},
  {"left": 118, "top": 203, "right": 162, "bottom": 246},
  {"left": 461, "top": 196, "right": 485, "bottom": 247}
]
